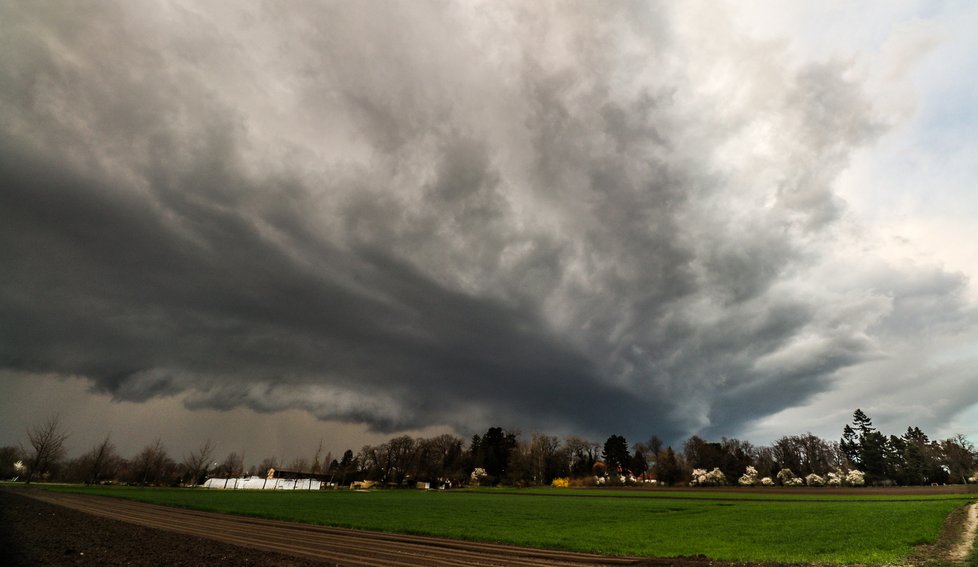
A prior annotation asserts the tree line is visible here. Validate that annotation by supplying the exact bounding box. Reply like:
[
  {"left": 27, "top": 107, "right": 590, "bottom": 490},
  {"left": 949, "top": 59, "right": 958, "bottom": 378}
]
[{"left": 3, "top": 410, "right": 976, "bottom": 488}]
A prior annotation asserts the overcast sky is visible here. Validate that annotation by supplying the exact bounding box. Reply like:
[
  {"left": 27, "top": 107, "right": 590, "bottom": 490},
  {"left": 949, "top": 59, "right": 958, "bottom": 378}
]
[{"left": 2, "top": 1, "right": 977, "bottom": 464}]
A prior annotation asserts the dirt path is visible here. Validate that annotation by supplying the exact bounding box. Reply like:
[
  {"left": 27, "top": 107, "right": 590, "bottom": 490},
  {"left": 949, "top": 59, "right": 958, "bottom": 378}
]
[{"left": 951, "top": 502, "right": 977, "bottom": 562}]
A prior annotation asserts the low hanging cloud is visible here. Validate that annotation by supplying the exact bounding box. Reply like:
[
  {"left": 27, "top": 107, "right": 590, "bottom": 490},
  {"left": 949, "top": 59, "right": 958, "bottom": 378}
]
[{"left": 1, "top": 1, "right": 975, "bottom": 444}]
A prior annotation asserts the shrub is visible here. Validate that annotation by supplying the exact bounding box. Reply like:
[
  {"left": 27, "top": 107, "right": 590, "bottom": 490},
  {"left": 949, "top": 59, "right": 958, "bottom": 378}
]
[
  {"left": 551, "top": 477, "right": 570, "bottom": 488},
  {"left": 845, "top": 469, "right": 865, "bottom": 486},
  {"left": 690, "top": 467, "right": 727, "bottom": 486},
  {"left": 470, "top": 468, "right": 487, "bottom": 486},
  {"left": 569, "top": 476, "right": 597, "bottom": 488},
  {"left": 805, "top": 473, "right": 825, "bottom": 487},
  {"left": 760, "top": 476, "right": 774, "bottom": 486},
  {"left": 776, "top": 468, "right": 796, "bottom": 485},
  {"left": 738, "top": 466, "right": 759, "bottom": 486}
]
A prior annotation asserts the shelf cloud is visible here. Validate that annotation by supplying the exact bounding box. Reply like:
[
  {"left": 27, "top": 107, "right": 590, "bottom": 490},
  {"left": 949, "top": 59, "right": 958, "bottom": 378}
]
[{"left": 2, "top": 1, "right": 976, "bottom": 447}]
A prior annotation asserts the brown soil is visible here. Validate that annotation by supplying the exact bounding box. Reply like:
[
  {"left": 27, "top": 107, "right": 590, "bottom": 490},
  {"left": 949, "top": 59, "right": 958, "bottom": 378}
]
[
  {"left": 0, "top": 488, "right": 327, "bottom": 566},
  {"left": 1, "top": 485, "right": 970, "bottom": 566}
]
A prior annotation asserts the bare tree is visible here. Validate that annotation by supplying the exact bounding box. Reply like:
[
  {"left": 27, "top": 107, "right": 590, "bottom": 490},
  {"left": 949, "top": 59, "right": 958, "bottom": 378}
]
[
  {"left": 86, "top": 433, "right": 119, "bottom": 485},
  {"left": 384, "top": 435, "right": 417, "bottom": 485},
  {"left": 182, "top": 439, "right": 216, "bottom": 487},
  {"left": 414, "top": 434, "right": 465, "bottom": 485},
  {"left": 529, "top": 433, "right": 562, "bottom": 484},
  {"left": 310, "top": 439, "right": 326, "bottom": 475},
  {"left": 288, "top": 456, "right": 309, "bottom": 472},
  {"left": 257, "top": 456, "right": 278, "bottom": 477},
  {"left": 131, "top": 438, "right": 172, "bottom": 485},
  {"left": 218, "top": 451, "right": 244, "bottom": 478},
  {"left": 941, "top": 434, "right": 976, "bottom": 484},
  {"left": 357, "top": 445, "right": 380, "bottom": 480},
  {"left": 564, "top": 436, "right": 599, "bottom": 477},
  {"left": 23, "top": 415, "right": 69, "bottom": 483}
]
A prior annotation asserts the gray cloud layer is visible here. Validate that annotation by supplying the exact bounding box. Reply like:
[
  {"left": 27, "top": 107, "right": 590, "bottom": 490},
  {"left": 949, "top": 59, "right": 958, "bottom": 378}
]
[{"left": 2, "top": 1, "right": 975, "bottom": 443}]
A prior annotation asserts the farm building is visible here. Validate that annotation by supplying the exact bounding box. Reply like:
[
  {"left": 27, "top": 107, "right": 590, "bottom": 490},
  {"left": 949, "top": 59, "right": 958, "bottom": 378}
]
[{"left": 201, "top": 467, "right": 334, "bottom": 490}]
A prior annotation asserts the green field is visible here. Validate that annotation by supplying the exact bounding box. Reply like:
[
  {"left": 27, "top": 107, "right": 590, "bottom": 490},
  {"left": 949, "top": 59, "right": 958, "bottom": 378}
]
[{"left": 54, "top": 486, "right": 974, "bottom": 564}]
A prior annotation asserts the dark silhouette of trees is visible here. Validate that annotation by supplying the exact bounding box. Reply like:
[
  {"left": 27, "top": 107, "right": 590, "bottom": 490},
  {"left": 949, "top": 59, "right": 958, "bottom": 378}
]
[
  {"left": 381, "top": 435, "right": 417, "bottom": 485},
  {"left": 602, "top": 435, "right": 631, "bottom": 473},
  {"left": 182, "top": 439, "right": 216, "bottom": 486},
  {"left": 564, "top": 436, "right": 599, "bottom": 477},
  {"left": 841, "top": 424, "right": 859, "bottom": 466},
  {"left": 23, "top": 415, "right": 69, "bottom": 484},
  {"left": 771, "top": 433, "right": 836, "bottom": 477},
  {"left": 310, "top": 440, "right": 328, "bottom": 476},
  {"left": 516, "top": 433, "right": 563, "bottom": 485},
  {"left": 841, "top": 409, "right": 889, "bottom": 482},
  {"left": 7, "top": 406, "right": 975, "bottom": 489},
  {"left": 473, "top": 427, "right": 517, "bottom": 483},
  {"left": 631, "top": 435, "right": 663, "bottom": 476},
  {"left": 84, "top": 433, "right": 119, "bottom": 485},
  {"left": 683, "top": 435, "right": 722, "bottom": 471},
  {"left": 218, "top": 451, "right": 244, "bottom": 479},
  {"left": 942, "top": 434, "right": 976, "bottom": 484},
  {"left": 337, "top": 449, "right": 356, "bottom": 485},
  {"left": 835, "top": 410, "right": 975, "bottom": 486},
  {"left": 654, "top": 446, "right": 682, "bottom": 485},
  {"left": 414, "top": 433, "right": 466, "bottom": 486},
  {"left": 630, "top": 448, "right": 649, "bottom": 477},
  {"left": 130, "top": 438, "right": 174, "bottom": 485}
]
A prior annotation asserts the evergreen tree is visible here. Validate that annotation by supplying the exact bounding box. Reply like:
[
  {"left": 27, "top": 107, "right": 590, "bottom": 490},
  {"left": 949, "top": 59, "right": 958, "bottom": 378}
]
[
  {"left": 630, "top": 448, "right": 649, "bottom": 477},
  {"left": 852, "top": 409, "right": 875, "bottom": 436},
  {"left": 843, "top": 409, "right": 891, "bottom": 482},
  {"left": 655, "top": 447, "right": 681, "bottom": 486},
  {"left": 338, "top": 449, "right": 355, "bottom": 485},
  {"left": 859, "top": 430, "right": 889, "bottom": 481},
  {"left": 840, "top": 424, "right": 860, "bottom": 466},
  {"left": 602, "top": 435, "right": 631, "bottom": 473},
  {"left": 899, "top": 427, "right": 929, "bottom": 485},
  {"left": 477, "top": 427, "right": 517, "bottom": 481}
]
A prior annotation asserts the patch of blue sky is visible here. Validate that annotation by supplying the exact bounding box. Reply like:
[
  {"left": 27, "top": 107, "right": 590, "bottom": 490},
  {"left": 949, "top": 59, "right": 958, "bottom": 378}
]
[{"left": 908, "top": 47, "right": 978, "bottom": 157}]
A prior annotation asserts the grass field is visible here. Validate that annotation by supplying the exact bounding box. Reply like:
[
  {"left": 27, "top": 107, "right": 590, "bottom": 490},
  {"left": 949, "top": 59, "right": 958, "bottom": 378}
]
[{"left": 54, "top": 485, "right": 974, "bottom": 564}]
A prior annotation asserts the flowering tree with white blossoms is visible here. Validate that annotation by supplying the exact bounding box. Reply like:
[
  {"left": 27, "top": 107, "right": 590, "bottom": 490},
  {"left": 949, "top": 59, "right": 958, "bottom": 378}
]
[
  {"left": 738, "top": 466, "right": 759, "bottom": 486},
  {"left": 690, "top": 467, "right": 727, "bottom": 486},
  {"left": 827, "top": 471, "right": 843, "bottom": 486},
  {"left": 776, "top": 468, "right": 796, "bottom": 485},
  {"left": 805, "top": 473, "right": 825, "bottom": 487},
  {"left": 845, "top": 469, "right": 865, "bottom": 486},
  {"left": 470, "top": 467, "right": 487, "bottom": 485}
]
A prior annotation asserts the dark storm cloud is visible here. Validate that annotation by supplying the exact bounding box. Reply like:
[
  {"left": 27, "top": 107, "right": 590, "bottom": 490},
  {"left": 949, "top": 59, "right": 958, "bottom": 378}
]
[{"left": 1, "top": 1, "right": 974, "bottom": 443}]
